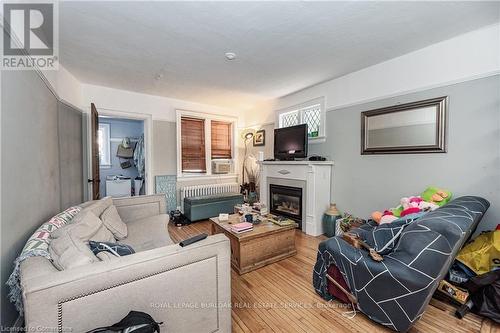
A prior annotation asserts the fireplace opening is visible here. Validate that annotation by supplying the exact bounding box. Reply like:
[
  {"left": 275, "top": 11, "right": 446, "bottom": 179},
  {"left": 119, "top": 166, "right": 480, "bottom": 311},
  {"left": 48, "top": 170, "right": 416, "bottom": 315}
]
[{"left": 269, "top": 184, "right": 302, "bottom": 228}]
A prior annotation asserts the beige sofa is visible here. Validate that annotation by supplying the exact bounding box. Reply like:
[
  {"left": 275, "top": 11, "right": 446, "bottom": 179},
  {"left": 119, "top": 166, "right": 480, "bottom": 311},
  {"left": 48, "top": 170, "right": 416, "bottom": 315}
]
[{"left": 20, "top": 195, "right": 231, "bottom": 332}]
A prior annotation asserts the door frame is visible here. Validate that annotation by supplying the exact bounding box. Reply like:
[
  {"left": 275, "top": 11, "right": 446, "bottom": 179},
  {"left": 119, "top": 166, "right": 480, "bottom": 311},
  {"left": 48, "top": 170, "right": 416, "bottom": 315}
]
[{"left": 85, "top": 106, "right": 153, "bottom": 200}]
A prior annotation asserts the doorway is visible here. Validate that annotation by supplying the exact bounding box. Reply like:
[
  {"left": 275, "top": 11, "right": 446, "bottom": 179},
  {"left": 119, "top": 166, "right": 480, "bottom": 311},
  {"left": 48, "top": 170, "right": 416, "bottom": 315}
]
[{"left": 88, "top": 103, "right": 152, "bottom": 199}]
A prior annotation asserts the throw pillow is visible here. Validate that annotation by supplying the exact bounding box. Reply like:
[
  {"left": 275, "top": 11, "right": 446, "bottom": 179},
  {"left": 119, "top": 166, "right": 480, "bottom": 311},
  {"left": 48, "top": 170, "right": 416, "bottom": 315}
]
[
  {"left": 49, "top": 211, "right": 115, "bottom": 270},
  {"left": 73, "top": 196, "right": 113, "bottom": 224},
  {"left": 89, "top": 240, "right": 135, "bottom": 258},
  {"left": 100, "top": 205, "right": 128, "bottom": 240},
  {"left": 52, "top": 210, "right": 115, "bottom": 243},
  {"left": 49, "top": 233, "right": 98, "bottom": 270}
]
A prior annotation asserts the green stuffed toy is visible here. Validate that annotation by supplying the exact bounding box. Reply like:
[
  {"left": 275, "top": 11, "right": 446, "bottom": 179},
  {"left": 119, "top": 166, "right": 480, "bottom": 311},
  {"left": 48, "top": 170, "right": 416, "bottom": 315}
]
[
  {"left": 391, "top": 205, "right": 404, "bottom": 218},
  {"left": 421, "top": 186, "right": 452, "bottom": 207}
]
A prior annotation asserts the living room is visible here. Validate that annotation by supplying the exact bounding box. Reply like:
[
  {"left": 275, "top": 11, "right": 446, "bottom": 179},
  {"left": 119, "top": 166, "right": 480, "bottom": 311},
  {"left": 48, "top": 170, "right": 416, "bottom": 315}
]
[{"left": 1, "top": 1, "right": 500, "bottom": 332}]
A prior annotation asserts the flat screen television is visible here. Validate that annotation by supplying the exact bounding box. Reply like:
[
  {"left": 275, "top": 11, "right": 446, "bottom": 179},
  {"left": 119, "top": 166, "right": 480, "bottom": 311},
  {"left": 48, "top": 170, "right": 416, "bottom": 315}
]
[{"left": 274, "top": 124, "right": 308, "bottom": 160}]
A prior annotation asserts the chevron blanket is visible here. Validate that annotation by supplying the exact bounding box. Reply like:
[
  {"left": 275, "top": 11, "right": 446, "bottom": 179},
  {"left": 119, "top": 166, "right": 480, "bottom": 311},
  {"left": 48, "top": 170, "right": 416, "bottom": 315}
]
[
  {"left": 6, "top": 206, "right": 81, "bottom": 315},
  {"left": 313, "top": 196, "right": 489, "bottom": 331}
]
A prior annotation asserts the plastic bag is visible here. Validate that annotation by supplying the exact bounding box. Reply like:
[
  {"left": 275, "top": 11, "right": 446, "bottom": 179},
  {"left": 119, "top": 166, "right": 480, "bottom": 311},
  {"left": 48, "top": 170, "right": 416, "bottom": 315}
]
[{"left": 456, "top": 227, "right": 500, "bottom": 275}]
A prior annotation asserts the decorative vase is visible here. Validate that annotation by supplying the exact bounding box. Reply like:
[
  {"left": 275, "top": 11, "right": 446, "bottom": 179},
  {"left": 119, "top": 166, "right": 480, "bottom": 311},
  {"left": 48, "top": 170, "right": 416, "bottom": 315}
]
[{"left": 323, "top": 203, "right": 341, "bottom": 237}]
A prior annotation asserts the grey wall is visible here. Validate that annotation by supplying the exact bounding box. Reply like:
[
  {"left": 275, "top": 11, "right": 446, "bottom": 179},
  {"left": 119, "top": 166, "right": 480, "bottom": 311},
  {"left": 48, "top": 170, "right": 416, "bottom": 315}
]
[
  {"left": 58, "top": 102, "right": 84, "bottom": 208},
  {"left": 99, "top": 118, "right": 144, "bottom": 196},
  {"left": 152, "top": 120, "right": 177, "bottom": 177},
  {"left": 1, "top": 70, "right": 84, "bottom": 326},
  {"left": 246, "top": 123, "right": 275, "bottom": 160},
  {"left": 309, "top": 75, "right": 500, "bottom": 234}
]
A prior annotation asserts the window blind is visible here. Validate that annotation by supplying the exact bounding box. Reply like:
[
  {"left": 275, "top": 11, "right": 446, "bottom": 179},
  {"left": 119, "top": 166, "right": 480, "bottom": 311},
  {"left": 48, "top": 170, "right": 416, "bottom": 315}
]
[
  {"left": 181, "top": 117, "right": 206, "bottom": 172},
  {"left": 211, "top": 120, "right": 232, "bottom": 159}
]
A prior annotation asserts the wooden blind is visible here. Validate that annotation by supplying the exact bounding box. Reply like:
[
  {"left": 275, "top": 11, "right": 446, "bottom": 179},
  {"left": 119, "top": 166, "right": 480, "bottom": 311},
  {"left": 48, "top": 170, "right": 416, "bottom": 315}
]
[
  {"left": 211, "top": 121, "right": 232, "bottom": 159},
  {"left": 181, "top": 117, "right": 206, "bottom": 172}
]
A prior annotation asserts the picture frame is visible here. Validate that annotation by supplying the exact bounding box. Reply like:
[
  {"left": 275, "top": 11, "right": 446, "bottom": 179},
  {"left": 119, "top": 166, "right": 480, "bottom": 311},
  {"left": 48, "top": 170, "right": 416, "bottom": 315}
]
[
  {"left": 361, "top": 96, "right": 448, "bottom": 154},
  {"left": 253, "top": 129, "right": 265, "bottom": 146}
]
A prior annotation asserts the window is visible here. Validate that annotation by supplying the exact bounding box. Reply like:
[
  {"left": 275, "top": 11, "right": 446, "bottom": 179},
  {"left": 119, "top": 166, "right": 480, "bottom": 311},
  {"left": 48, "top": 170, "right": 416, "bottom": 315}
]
[
  {"left": 280, "top": 110, "right": 300, "bottom": 128},
  {"left": 181, "top": 117, "right": 206, "bottom": 173},
  {"left": 277, "top": 97, "right": 325, "bottom": 140},
  {"left": 177, "top": 110, "right": 236, "bottom": 177},
  {"left": 211, "top": 121, "right": 232, "bottom": 159},
  {"left": 98, "top": 123, "right": 111, "bottom": 167}
]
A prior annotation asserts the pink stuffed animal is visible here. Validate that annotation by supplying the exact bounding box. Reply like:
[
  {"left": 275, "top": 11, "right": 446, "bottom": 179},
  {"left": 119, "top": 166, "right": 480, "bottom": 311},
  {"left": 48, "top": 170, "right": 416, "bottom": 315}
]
[
  {"left": 380, "top": 213, "right": 398, "bottom": 224},
  {"left": 400, "top": 196, "right": 423, "bottom": 217},
  {"left": 418, "top": 200, "right": 439, "bottom": 212},
  {"left": 372, "top": 210, "right": 398, "bottom": 224}
]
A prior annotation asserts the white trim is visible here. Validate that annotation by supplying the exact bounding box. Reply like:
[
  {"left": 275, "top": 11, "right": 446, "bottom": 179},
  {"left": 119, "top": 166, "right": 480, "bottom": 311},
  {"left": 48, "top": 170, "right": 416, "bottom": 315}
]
[
  {"left": 308, "top": 136, "right": 326, "bottom": 144},
  {"left": 176, "top": 112, "right": 182, "bottom": 177},
  {"left": 176, "top": 109, "right": 238, "bottom": 179},
  {"left": 88, "top": 108, "right": 153, "bottom": 196},
  {"left": 205, "top": 117, "right": 212, "bottom": 175}
]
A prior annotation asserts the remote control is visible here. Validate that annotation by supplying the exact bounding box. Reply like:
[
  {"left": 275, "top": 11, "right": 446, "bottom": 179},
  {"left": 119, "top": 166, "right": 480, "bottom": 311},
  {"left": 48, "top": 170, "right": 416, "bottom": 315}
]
[{"left": 179, "top": 233, "right": 208, "bottom": 247}]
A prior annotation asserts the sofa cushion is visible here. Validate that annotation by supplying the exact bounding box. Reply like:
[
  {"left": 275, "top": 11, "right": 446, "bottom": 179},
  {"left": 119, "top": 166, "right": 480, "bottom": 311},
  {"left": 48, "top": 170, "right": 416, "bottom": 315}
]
[
  {"left": 49, "top": 211, "right": 114, "bottom": 270},
  {"left": 101, "top": 205, "right": 128, "bottom": 240},
  {"left": 78, "top": 197, "right": 113, "bottom": 220},
  {"left": 52, "top": 210, "right": 115, "bottom": 242},
  {"left": 119, "top": 214, "right": 173, "bottom": 252}
]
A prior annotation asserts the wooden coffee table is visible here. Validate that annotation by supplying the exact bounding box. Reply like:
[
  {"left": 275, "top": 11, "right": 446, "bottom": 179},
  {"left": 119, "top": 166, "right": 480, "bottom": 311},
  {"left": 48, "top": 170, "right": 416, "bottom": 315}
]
[{"left": 209, "top": 214, "right": 297, "bottom": 274}]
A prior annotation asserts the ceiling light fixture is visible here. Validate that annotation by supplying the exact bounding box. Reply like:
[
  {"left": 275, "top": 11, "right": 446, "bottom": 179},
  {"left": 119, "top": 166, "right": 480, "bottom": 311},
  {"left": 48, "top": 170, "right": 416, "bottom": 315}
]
[
  {"left": 155, "top": 73, "right": 164, "bottom": 80},
  {"left": 225, "top": 52, "right": 236, "bottom": 61}
]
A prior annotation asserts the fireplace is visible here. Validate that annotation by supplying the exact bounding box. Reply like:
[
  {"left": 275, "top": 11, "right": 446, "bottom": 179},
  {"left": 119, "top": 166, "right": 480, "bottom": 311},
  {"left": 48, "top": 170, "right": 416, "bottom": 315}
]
[{"left": 269, "top": 184, "right": 302, "bottom": 227}]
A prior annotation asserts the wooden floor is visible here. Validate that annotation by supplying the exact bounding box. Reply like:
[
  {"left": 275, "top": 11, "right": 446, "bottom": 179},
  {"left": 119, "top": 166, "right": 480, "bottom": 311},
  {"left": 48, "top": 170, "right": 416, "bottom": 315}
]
[{"left": 168, "top": 220, "right": 499, "bottom": 333}]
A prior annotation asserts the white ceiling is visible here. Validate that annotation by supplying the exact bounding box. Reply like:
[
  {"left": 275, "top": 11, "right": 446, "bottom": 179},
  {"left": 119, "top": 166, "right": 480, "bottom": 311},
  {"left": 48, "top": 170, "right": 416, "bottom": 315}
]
[{"left": 59, "top": 1, "right": 500, "bottom": 110}]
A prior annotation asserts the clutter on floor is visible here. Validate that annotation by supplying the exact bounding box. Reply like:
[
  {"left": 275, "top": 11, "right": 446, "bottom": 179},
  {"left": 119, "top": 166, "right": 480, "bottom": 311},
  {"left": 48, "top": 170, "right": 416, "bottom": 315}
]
[
  {"left": 457, "top": 225, "right": 500, "bottom": 275},
  {"left": 436, "top": 224, "right": 500, "bottom": 323}
]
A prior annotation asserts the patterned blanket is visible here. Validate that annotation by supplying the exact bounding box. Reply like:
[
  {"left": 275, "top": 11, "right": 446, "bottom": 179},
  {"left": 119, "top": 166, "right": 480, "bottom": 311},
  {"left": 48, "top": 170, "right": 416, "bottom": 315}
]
[
  {"left": 313, "top": 196, "right": 489, "bottom": 331},
  {"left": 6, "top": 206, "right": 81, "bottom": 315}
]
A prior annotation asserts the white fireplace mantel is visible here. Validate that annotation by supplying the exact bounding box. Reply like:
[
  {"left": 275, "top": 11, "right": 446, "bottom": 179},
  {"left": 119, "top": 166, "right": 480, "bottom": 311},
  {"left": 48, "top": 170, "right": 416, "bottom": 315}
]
[{"left": 259, "top": 161, "right": 333, "bottom": 236}]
